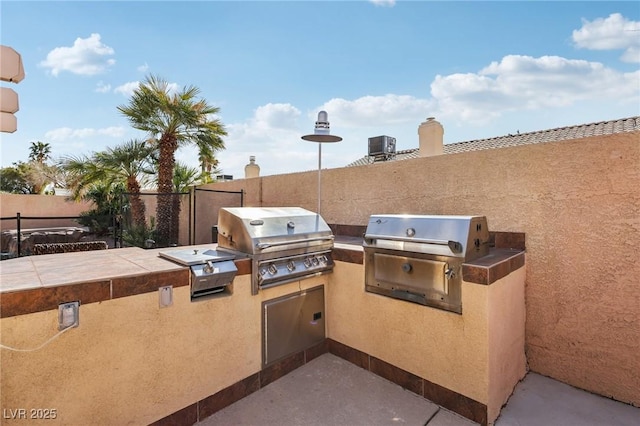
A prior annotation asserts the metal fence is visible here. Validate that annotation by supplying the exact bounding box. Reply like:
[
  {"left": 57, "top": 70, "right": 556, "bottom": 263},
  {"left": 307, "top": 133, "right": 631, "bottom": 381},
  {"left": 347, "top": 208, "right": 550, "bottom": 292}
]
[
  {"left": 0, "top": 213, "right": 117, "bottom": 259},
  {"left": 193, "top": 188, "right": 244, "bottom": 245},
  {"left": 1, "top": 187, "right": 245, "bottom": 259},
  {"left": 119, "top": 191, "right": 191, "bottom": 249}
]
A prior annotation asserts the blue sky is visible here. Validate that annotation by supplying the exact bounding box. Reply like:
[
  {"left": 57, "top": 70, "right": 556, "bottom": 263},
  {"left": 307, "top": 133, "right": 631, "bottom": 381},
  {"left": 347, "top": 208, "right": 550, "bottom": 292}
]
[{"left": 1, "top": 1, "right": 639, "bottom": 178}]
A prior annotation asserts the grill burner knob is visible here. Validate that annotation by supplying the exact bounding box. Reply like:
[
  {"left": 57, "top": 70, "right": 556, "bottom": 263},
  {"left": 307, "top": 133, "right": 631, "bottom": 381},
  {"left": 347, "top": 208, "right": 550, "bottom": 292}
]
[
  {"left": 287, "top": 221, "right": 295, "bottom": 229},
  {"left": 304, "top": 258, "right": 313, "bottom": 268},
  {"left": 406, "top": 228, "right": 416, "bottom": 237},
  {"left": 268, "top": 264, "right": 278, "bottom": 275},
  {"left": 318, "top": 255, "right": 328, "bottom": 265},
  {"left": 402, "top": 263, "right": 412, "bottom": 273},
  {"left": 312, "top": 257, "right": 319, "bottom": 266},
  {"left": 287, "top": 261, "right": 296, "bottom": 272}
]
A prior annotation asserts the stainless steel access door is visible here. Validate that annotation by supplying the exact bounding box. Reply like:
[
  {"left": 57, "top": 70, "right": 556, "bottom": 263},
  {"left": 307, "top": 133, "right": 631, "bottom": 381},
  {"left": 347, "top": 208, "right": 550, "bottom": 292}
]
[{"left": 262, "top": 285, "right": 325, "bottom": 367}]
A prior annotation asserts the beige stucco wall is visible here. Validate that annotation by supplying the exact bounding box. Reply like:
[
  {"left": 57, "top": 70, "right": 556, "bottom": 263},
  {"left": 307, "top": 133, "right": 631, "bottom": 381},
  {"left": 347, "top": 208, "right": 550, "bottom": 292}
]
[
  {"left": 0, "top": 194, "right": 93, "bottom": 231},
  {"left": 327, "top": 260, "right": 526, "bottom": 423},
  {"left": 326, "top": 261, "right": 488, "bottom": 403},
  {"left": 203, "top": 132, "right": 640, "bottom": 406},
  {"left": 488, "top": 265, "right": 527, "bottom": 423},
  {"left": 0, "top": 276, "right": 326, "bottom": 425}
]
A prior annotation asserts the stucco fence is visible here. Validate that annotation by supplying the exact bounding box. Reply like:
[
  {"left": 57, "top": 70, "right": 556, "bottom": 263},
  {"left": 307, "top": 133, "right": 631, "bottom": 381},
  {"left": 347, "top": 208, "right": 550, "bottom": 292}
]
[{"left": 198, "top": 131, "right": 640, "bottom": 407}]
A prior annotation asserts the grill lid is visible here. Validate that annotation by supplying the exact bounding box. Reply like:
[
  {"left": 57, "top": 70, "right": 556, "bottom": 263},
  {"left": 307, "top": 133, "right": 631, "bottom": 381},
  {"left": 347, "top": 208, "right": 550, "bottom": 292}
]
[
  {"left": 217, "top": 207, "right": 334, "bottom": 255},
  {"left": 363, "top": 214, "right": 489, "bottom": 261}
]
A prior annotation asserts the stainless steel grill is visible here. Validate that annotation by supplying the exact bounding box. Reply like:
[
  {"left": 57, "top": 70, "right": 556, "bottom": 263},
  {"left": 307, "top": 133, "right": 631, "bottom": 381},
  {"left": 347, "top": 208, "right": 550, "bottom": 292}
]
[
  {"left": 363, "top": 214, "right": 490, "bottom": 313},
  {"left": 159, "top": 248, "right": 237, "bottom": 301},
  {"left": 216, "top": 207, "right": 335, "bottom": 294}
]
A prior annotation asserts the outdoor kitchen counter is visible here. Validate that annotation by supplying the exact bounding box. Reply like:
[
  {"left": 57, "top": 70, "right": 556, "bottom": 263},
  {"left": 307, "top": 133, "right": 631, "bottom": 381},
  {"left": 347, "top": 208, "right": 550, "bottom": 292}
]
[{"left": 0, "top": 244, "right": 252, "bottom": 318}]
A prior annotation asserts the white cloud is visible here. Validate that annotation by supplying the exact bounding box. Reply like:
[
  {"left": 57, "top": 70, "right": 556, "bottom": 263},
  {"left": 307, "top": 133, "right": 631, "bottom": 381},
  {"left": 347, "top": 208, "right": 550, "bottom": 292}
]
[
  {"left": 254, "top": 103, "right": 301, "bottom": 129},
  {"left": 317, "top": 94, "right": 434, "bottom": 128},
  {"left": 208, "top": 103, "right": 323, "bottom": 177},
  {"left": 114, "top": 80, "right": 181, "bottom": 98},
  {"left": 39, "top": 33, "right": 116, "bottom": 76},
  {"left": 45, "top": 126, "right": 125, "bottom": 141},
  {"left": 572, "top": 13, "right": 640, "bottom": 63},
  {"left": 95, "top": 81, "right": 111, "bottom": 93},
  {"left": 430, "top": 55, "right": 640, "bottom": 124},
  {"left": 137, "top": 63, "right": 149, "bottom": 73},
  {"left": 114, "top": 81, "right": 141, "bottom": 97},
  {"left": 369, "top": 0, "right": 395, "bottom": 7}
]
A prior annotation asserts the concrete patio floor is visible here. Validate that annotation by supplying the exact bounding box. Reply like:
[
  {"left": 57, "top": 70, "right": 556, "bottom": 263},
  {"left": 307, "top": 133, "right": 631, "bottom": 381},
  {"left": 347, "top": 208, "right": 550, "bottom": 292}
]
[{"left": 196, "top": 353, "right": 639, "bottom": 426}]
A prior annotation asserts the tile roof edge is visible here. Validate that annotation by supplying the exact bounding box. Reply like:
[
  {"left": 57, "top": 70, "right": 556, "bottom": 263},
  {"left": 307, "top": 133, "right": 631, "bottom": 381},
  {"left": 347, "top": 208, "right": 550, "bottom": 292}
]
[{"left": 446, "top": 115, "right": 639, "bottom": 147}]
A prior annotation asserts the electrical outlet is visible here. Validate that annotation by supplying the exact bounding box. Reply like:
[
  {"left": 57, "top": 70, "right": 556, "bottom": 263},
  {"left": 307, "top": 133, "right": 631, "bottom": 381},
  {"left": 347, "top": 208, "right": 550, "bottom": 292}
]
[
  {"left": 58, "top": 301, "right": 79, "bottom": 330},
  {"left": 159, "top": 286, "right": 173, "bottom": 308}
]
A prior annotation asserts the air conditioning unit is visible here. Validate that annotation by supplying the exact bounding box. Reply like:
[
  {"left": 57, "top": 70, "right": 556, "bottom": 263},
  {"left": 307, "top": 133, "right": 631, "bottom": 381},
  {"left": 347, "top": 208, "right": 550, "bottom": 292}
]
[{"left": 368, "top": 135, "right": 396, "bottom": 160}]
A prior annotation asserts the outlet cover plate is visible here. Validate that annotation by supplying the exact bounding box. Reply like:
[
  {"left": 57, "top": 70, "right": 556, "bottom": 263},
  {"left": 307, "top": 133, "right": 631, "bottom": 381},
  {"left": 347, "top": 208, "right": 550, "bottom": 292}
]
[{"left": 58, "top": 301, "right": 80, "bottom": 330}]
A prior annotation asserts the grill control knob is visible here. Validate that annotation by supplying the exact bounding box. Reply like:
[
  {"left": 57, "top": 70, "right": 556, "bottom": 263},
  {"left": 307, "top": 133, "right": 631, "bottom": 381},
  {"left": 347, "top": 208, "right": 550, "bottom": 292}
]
[
  {"left": 406, "top": 228, "right": 416, "bottom": 237},
  {"left": 268, "top": 264, "right": 278, "bottom": 275},
  {"left": 287, "top": 261, "right": 296, "bottom": 272},
  {"left": 402, "top": 263, "right": 412, "bottom": 273},
  {"left": 445, "top": 268, "right": 456, "bottom": 279},
  {"left": 304, "top": 257, "right": 313, "bottom": 268},
  {"left": 318, "top": 255, "right": 328, "bottom": 265},
  {"left": 312, "top": 257, "right": 319, "bottom": 266}
]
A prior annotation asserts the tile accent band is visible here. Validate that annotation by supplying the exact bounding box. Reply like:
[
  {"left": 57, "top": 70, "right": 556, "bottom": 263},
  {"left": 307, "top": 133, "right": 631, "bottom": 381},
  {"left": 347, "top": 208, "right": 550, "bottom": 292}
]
[{"left": 151, "top": 338, "right": 487, "bottom": 426}]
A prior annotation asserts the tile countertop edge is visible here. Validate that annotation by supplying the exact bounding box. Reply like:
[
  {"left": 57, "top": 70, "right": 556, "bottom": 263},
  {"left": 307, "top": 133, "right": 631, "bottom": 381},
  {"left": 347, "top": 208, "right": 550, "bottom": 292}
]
[{"left": 0, "top": 254, "right": 252, "bottom": 318}]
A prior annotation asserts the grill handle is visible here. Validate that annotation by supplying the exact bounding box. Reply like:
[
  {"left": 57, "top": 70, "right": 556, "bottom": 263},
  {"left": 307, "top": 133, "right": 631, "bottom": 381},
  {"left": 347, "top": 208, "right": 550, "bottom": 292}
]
[
  {"left": 364, "top": 234, "right": 463, "bottom": 253},
  {"left": 255, "top": 236, "right": 334, "bottom": 250}
]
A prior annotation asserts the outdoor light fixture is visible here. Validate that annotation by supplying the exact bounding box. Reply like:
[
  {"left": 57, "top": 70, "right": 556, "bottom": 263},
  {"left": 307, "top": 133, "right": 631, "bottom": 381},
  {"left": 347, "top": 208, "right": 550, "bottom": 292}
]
[{"left": 302, "top": 111, "right": 342, "bottom": 214}]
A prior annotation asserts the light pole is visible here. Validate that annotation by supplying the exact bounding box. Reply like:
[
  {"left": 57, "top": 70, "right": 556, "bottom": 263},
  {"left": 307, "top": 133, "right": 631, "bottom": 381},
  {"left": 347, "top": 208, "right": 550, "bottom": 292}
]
[{"left": 301, "top": 111, "right": 342, "bottom": 215}]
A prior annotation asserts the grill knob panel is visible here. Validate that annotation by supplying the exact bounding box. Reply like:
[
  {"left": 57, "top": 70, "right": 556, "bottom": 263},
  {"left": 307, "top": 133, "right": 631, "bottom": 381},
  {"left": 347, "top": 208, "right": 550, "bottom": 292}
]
[{"left": 268, "top": 264, "right": 278, "bottom": 275}]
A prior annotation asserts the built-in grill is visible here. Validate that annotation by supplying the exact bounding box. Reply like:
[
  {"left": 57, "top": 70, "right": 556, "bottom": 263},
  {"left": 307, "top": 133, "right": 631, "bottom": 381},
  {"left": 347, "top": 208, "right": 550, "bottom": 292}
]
[
  {"left": 363, "top": 214, "right": 490, "bottom": 313},
  {"left": 216, "top": 207, "right": 335, "bottom": 295}
]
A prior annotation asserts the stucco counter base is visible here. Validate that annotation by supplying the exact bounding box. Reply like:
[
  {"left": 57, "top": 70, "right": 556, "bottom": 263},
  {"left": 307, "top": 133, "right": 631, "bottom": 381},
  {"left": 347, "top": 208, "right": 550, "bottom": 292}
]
[{"left": 327, "top": 237, "right": 527, "bottom": 425}]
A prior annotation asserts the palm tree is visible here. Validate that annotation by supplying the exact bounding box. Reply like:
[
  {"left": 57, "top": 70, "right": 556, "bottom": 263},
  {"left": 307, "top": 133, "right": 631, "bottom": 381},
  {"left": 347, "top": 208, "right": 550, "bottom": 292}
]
[
  {"left": 196, "top": 134, "right": 225, "bottom": 183},
  {"left": 117, "top": 74, "right": 227, "bottom": 246},
  {"left": 173, "top": 162, "right": 201, "bottom": 193},
  {"left": 95, "top": 140, "right": 155, "bottom": 228},
  {"left": 28, "top": 141, "right": 52, "bottom": 164},
  {"left": 60, "top": 140, "right": 155, "bottom": 229},
  {"left": 59, "top": 154, "right": 107, "bottom": 201}
]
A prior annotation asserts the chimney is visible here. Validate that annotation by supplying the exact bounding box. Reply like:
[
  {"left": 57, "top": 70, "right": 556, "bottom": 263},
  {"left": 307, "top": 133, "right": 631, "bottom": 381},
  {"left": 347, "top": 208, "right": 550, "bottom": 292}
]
[
  {"left": 418, "top": 117, "right": 444, "bottom": 157},
  {"left": 244, "top": 155, "right": 260, "bottom": 178}
]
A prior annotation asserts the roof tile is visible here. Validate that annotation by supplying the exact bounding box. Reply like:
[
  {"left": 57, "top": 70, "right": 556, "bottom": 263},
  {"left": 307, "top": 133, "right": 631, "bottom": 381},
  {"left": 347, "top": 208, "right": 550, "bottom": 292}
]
[{"left": 347, "top": 116, "right": 639, "bottom": 167}]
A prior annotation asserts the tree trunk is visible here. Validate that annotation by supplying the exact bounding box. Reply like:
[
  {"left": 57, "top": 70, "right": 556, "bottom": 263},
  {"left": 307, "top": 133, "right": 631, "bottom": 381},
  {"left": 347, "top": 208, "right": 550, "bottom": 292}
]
[
  {"left": 127, "top": 177, "right": 146, "bottom": 229},
  {"left": 171, "top": 194, "right": 181, "bottom": 245},
  {"left": 156, "top": 134, "right": 178, "bottom": 247}
]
